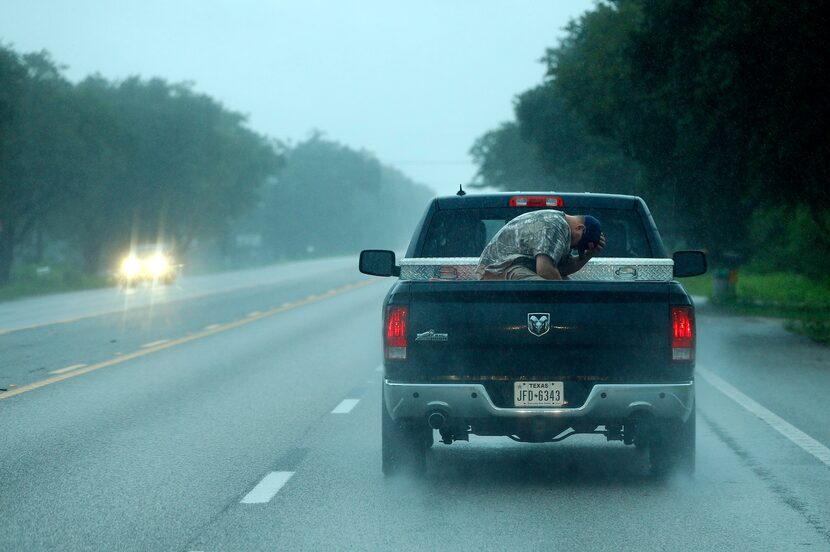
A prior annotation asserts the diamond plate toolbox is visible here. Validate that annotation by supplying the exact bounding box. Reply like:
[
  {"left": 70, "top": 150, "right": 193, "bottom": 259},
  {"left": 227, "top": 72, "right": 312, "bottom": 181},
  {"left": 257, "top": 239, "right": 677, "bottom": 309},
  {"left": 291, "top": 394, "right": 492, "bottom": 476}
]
[{"left": 398, "top": 257, "right": 674, "bottom": 282}]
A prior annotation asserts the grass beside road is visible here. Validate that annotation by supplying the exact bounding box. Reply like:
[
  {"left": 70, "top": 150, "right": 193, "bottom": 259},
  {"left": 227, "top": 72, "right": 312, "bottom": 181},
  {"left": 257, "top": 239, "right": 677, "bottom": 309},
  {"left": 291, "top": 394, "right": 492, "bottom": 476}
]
[
  {"left": 0, "top": 264, "right": 109, "bottom": 302},
  {"left": 681, "top": 270, "right": 830, "bottom": 345},
  {"left": 678, "top": 273, "right": 710, "bottom": 298}
]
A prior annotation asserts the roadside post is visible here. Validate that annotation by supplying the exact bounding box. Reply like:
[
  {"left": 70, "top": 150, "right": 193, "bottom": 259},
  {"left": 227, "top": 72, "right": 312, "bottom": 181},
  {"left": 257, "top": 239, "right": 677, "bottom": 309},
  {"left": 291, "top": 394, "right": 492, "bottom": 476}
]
[{"left": 711, "top": 251, "right": 743, "bottom": 302}]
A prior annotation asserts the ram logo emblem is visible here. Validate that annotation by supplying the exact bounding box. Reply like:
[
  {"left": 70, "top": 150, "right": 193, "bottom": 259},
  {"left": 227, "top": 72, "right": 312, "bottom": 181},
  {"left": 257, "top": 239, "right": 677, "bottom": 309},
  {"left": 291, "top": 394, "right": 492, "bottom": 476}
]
[{"left": 527, "top": 313, "right": 550, "bottom": 337}]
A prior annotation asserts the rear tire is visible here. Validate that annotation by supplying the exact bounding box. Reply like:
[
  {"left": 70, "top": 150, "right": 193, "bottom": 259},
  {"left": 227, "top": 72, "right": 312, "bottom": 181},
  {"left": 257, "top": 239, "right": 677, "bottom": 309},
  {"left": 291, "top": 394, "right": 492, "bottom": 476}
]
[
  {"left": 649, "top": 405, "right": 696, "bottom": 476},
  {"left": 381, "top": 390, "right": 427, "bottom": 476}
]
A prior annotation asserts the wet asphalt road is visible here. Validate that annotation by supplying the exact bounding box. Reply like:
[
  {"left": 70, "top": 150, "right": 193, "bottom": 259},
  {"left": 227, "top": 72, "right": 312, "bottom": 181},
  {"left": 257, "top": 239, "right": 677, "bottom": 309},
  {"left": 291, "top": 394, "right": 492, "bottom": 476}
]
[{"left": 1, "top": 259, "right": 828, "bottom": 551}]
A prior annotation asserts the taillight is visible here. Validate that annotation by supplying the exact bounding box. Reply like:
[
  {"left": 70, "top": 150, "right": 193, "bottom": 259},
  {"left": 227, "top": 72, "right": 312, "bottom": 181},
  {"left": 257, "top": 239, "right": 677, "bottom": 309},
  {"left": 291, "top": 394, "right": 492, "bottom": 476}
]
[
  {"left": 509, "top": 195, "right": 564, "bottom": 207},
  {"left": 671, "top": 306, "right": 695, "bottom": 361},
  {"left": 385, "top": 306, "right": 408, "bottom": 360}
]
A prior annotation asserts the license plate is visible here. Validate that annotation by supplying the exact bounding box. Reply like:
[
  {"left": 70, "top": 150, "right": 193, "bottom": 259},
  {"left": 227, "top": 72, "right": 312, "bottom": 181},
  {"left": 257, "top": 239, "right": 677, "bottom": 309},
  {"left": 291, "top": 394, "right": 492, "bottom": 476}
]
[{"left": 514, "top": 381, "right": 565, "bottom": 407}]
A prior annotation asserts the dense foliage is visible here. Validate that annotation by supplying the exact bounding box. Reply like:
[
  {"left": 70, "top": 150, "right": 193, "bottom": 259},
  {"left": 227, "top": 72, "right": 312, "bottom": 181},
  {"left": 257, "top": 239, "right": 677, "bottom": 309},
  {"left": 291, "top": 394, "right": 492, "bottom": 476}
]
[
  {"left": 260, "top": 133, "right": 433, "bottom": 259},
  {"left": 471, "top": 0, "right": 830, "bottom": 275},
  {"left": 0, "top": 45, "right": 432, "bottom": 285}
]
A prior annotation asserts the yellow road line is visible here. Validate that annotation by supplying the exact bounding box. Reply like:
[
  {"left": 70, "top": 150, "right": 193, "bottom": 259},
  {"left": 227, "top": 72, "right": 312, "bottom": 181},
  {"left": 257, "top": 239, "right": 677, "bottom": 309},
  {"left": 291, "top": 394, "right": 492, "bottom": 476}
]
[
  {"left": 0, "top": 279, "right": 376, "bottom": 400},
  {"left": 141, "top": 339, "right": 170, "bottom": 348},
  {"left": 48, "top": 363, "right": 87, "bottom": 375}
]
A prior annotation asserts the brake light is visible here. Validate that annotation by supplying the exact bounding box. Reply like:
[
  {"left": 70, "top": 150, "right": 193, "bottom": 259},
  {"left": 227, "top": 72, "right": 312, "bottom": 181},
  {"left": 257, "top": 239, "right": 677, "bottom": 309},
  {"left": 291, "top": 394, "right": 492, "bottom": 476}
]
[
  {"left": 385, "top": 305, "right": 408, "bottom": 360},
  {"left": 671, "top": 306, "right": 695, "bottom": 361},
  {"left": 509, "top": 196, "right": 564, "bottom": 208}
]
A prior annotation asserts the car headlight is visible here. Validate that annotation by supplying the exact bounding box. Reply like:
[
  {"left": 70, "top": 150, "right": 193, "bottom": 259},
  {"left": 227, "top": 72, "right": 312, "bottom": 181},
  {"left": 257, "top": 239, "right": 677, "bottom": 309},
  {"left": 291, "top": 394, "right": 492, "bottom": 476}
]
[
  {"left": 147, "top": 254, "right": 170, "bottom": 277},
  {"left": 121, "top": 255, "right": 141, "bottom": 278}
]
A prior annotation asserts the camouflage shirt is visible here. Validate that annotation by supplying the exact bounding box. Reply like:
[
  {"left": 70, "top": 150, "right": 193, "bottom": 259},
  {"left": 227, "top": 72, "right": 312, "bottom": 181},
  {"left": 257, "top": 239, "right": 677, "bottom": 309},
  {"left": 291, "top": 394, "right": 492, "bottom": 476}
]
[{"left": 475, "top": 210, "right": 572, "bottom": 278}]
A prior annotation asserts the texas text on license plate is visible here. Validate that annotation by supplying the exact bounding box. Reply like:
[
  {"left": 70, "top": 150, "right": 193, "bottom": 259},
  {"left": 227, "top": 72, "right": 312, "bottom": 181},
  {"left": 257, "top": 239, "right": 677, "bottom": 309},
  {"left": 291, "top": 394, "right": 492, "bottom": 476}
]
[{"left": 514, "top": 381, "right": 565, "bottom": 407}]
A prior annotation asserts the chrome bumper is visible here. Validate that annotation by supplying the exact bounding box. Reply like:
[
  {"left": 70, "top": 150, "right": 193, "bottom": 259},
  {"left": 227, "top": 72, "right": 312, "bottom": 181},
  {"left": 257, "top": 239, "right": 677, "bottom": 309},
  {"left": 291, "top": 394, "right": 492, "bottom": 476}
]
[{"left": 384, "top": 381, "right": 694, "bottom": 423}]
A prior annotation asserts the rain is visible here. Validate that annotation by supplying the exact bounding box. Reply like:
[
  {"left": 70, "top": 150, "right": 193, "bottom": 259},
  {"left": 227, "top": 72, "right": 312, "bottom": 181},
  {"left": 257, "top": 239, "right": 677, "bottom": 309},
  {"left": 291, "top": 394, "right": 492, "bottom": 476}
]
[{"left": 1, "top": 1, "right": 829, "bottom": 550}]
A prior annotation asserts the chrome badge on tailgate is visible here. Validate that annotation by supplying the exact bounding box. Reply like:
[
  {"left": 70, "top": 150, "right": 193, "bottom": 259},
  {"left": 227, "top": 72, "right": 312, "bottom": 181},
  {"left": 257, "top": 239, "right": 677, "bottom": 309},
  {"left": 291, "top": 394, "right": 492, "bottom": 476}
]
[
  {"left": 415, "top": 329, "right": 448, "bottom": 342},
  {"left": 527, "top": 313, "right": 550, "bottom": 337}
]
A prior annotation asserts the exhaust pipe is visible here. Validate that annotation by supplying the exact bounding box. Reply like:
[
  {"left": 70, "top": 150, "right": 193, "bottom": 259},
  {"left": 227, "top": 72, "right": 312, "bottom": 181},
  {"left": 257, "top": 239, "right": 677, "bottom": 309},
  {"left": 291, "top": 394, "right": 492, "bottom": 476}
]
[{"left": 427, "top": 411, "right": 447, "bottom": 430}]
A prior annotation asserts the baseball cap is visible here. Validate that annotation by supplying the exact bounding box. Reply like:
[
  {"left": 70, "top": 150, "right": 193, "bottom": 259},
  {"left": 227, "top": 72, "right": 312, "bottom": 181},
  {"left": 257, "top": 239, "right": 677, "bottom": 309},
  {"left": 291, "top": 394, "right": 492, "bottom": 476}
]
[{"left": 577, "top": 215, "right": 602, "bottom": 253}]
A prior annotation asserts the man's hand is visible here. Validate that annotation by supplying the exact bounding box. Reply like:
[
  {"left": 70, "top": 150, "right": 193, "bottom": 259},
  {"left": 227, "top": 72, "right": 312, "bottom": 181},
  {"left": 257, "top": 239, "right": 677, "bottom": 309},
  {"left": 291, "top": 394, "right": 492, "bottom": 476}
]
[
  {"left": 559, "top": 233, "right": 607, "bottom": 277},
  {"left": 581, "top": 232, "right": 606, "bottom": 261}
]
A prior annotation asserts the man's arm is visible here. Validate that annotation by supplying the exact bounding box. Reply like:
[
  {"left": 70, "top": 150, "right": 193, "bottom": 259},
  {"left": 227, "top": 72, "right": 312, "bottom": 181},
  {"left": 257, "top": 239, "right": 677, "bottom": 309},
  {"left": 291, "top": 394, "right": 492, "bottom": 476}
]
[
  {"left": 558, "top": 254, "right": 589, "bottom": 277},
  {"left": 558, "top": 233, "right": 607, "bottom": 277},
  {"left": 535, "top": 254, "right": 563, "bottom": 280}
]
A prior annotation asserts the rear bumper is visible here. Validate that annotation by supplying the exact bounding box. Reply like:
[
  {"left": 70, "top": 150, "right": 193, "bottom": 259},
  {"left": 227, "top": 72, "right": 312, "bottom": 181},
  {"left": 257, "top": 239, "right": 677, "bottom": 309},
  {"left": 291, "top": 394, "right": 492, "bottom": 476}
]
[{"left": 384, "top": 380, "right": 694, "bottom": 423}]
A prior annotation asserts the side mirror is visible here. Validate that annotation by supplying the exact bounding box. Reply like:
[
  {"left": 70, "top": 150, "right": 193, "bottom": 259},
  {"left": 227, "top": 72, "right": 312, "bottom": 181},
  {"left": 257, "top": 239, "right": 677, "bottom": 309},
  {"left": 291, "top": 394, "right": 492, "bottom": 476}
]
[
  {"left": 673, "top": 250, "right": 707, "bottom": 278},
  {"left": 359, "top": 250, "right": 400, "bottom": 277}
]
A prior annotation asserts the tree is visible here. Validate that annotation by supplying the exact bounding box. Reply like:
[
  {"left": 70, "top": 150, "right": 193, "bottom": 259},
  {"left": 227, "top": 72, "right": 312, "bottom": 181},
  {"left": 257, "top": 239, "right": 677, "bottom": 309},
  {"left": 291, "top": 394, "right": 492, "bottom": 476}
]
[
  {"left": 469, "top": 87, "right": 641, "bottom": 197},
  {"left": 262, "top": 134, "right": 432, "bottom": 259},
  {"left": 545, "top": 0, "right": 830, "bottom": 256},
  {"left": 514, "top": 84, "right": 641, "bottom": 195},
  {"left": 0, "top": 48, "right": 81, "bottom": 284},
  {"left": 100, "top": 77, "right": 281, "bottom": 262},
  {"left": 469, "top": 121, "right": 558, "bottom": 190},
  {"left": 61, "top": 76, "right": 132, "bottom": 273}
]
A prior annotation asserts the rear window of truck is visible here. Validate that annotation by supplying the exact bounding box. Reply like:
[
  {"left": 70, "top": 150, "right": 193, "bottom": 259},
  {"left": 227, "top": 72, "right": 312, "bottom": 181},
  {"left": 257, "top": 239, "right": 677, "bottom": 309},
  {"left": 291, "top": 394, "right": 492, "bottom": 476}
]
[{"left": 420, "top": 208, "right": 652, "bottom": 258}]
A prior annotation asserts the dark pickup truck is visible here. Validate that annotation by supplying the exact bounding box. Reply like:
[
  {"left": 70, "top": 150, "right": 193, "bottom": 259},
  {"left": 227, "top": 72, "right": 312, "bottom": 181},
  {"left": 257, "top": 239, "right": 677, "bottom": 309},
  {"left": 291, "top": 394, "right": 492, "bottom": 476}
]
[{"left": 360, "top": 192, "right": 706, "bottom": 476}]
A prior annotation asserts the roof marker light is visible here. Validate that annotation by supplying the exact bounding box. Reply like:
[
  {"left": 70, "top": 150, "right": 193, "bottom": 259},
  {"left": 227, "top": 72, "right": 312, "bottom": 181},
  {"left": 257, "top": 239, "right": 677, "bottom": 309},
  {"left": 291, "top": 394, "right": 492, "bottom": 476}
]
[{"left": 509, "top": 196, "right": 564, "bottom": 208}]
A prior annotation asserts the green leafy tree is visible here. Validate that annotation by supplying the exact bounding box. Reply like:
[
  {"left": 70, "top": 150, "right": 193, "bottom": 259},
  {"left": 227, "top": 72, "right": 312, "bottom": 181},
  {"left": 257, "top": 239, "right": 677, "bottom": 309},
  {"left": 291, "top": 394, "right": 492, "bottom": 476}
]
[
  {"left": 514, "top": 84, "right": 641, "bottom": 195},
  {"left": 0, "top": 48, "right": 82, "bottom": 284},
  {"left": 544, "top": 0, "right": 703, "bottom": 245},
  {"left": 546, "top": 0, "right": 830, "bottom": 258},
  {"left": 262, "top": 134, "right": 432, "bottom": 258},
  {"left": 61, "top": 76, "right": 132, "bottom": 273},
  {"left": 469, "top": 121, "right": 558, "bottom": 190},
  {"left": 101, "top": 77, "right": 281, "bottom": 262}
]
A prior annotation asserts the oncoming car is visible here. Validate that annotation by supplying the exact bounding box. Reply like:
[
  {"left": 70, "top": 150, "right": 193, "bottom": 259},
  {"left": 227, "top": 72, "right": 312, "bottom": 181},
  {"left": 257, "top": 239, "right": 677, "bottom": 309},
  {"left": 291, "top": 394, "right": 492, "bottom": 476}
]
[{"left": 117, "top": 244, "right": 180, "bottom": 286}]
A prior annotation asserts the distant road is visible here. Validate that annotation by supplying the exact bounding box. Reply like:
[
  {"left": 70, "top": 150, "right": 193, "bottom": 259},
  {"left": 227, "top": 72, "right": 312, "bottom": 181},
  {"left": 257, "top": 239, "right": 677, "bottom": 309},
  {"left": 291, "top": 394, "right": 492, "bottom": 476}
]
[
  {"left": 1, "top": 266, "right": 828, "bottom": 550},
  {"left": 0, "top": 256, "right": 356, "bottom": 335}
]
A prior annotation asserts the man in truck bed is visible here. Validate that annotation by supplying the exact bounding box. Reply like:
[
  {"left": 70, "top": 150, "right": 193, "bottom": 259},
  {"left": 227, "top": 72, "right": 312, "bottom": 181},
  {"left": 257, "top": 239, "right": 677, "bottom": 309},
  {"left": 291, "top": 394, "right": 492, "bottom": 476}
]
[{"left": 476, "top": 210, "right": 605, "bottom": 280}]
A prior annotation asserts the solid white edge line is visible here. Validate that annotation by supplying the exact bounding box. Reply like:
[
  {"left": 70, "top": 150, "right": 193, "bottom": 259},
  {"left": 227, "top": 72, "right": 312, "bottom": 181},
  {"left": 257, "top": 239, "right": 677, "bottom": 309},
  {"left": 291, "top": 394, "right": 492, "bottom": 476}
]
[
  {"left": 240, "top": 471, "right": 295, "bottom": 504},
  {"left": 332, "top": 398, "right": 360, "bottom": 414},
  {"left": 698, "top": 366, "right": 830, "bottom": 467}
]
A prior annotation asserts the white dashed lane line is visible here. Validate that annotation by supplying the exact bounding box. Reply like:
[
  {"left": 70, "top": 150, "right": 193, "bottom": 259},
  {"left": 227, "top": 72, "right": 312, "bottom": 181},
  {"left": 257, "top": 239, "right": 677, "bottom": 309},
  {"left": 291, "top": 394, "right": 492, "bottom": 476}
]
[
  {"left": 203, "top": 324, "right": 222, "bottom": 331},
  {"left": 375, "top": 365, "right": 383, "bottom": 373},
  {"left": 698, "top": 366, "right": 830, "bottom": 468},
  {"left": 240, "top": 471, "right": 295, "bottom": 504},
  {"left": 331, "top": 399, "right": 360, "bottom": 414}
]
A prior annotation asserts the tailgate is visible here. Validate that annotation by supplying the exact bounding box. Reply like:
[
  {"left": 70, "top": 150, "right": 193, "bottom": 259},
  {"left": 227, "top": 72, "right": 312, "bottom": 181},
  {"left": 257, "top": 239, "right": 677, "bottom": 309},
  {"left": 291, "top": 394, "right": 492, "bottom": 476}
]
[{"left": 391, "top": 281, "right": 685, "bottom": 407}]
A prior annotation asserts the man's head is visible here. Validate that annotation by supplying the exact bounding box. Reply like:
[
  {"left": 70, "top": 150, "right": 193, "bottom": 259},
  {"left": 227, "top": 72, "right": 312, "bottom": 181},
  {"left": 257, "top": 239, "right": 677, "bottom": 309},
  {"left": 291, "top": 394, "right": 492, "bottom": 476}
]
[{"left": 564, "top": 214, "right": 602, "bottom": 252}]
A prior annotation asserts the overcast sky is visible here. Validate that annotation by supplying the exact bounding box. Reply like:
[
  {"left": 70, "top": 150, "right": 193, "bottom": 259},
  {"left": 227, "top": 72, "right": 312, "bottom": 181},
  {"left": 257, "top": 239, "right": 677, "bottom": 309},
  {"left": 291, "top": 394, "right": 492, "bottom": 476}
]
[{"left": 0, "top": 0, "right": 594, "bottom": 196}]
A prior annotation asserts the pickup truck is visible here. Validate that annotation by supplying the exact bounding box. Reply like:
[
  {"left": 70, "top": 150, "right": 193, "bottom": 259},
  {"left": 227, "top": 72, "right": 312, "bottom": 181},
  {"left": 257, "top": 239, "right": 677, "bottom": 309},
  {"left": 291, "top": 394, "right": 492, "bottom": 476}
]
[{"left": 359, "top": 192, "right": 707, "bottom": 476}]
